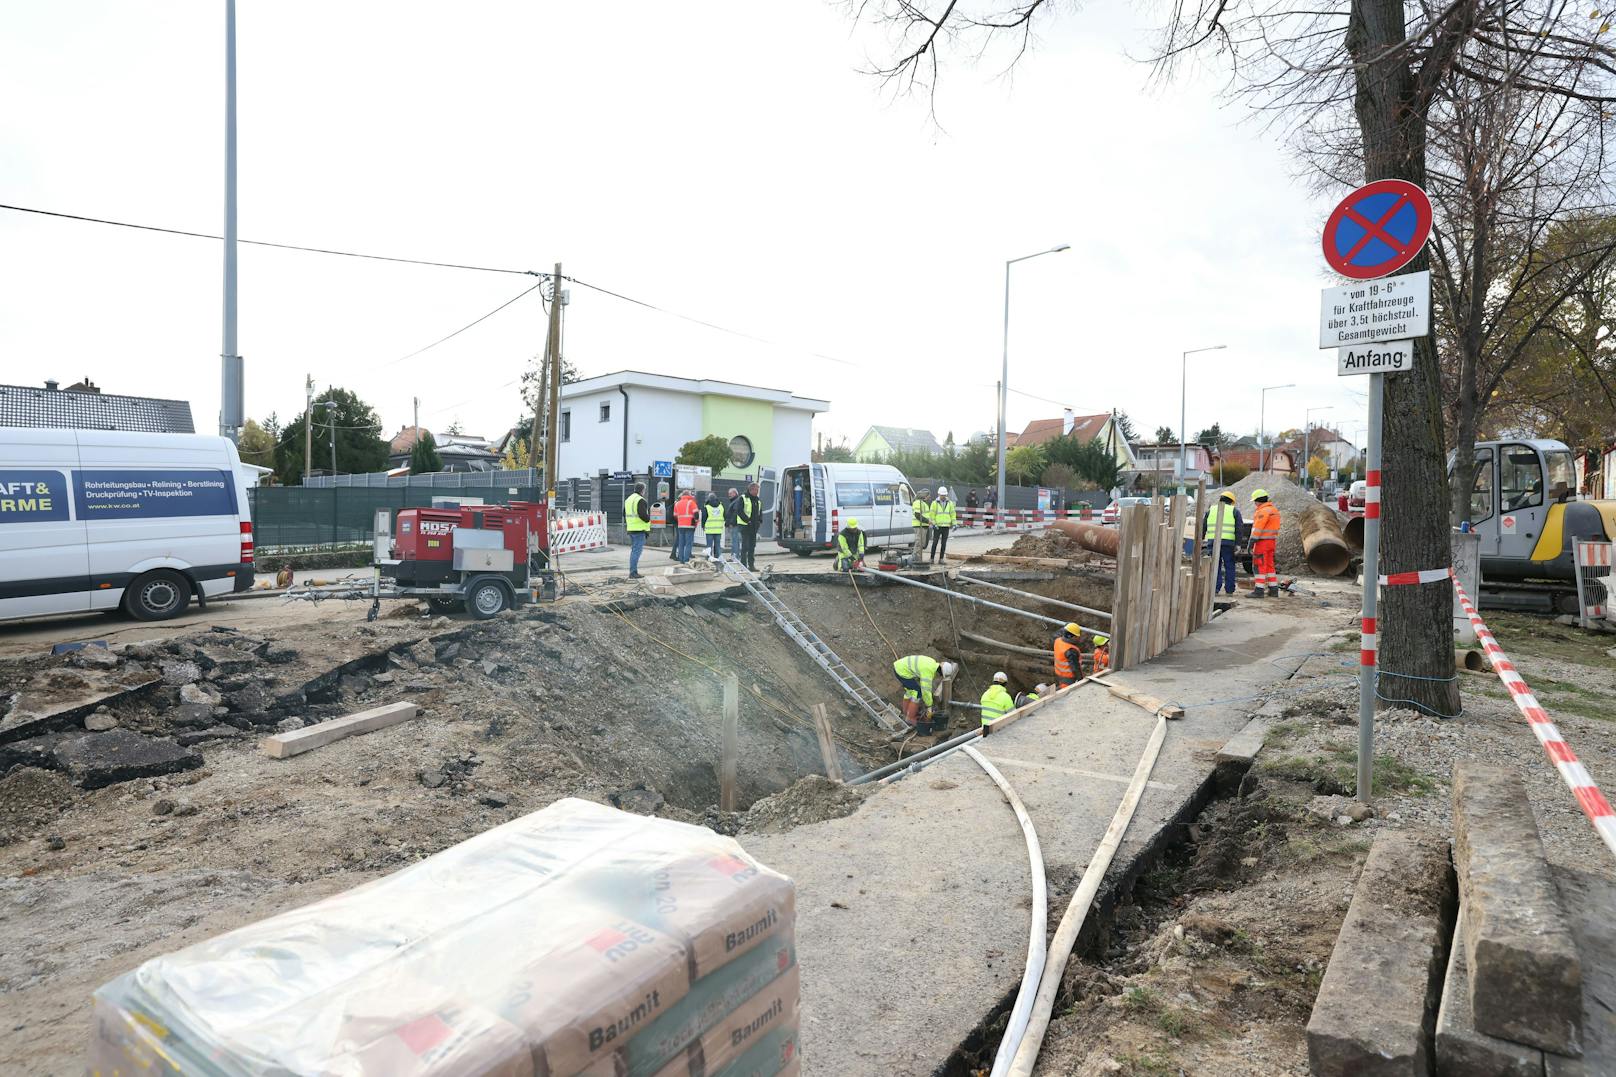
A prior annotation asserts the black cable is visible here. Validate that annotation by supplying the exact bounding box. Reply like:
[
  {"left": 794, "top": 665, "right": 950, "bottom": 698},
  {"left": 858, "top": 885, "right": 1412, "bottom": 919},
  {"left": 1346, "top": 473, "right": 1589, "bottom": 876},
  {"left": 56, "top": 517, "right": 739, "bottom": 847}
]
[
  {"left": 381, "top": 279, "right": 548, "bottom": 368},
  {"left": 0, "top": 202, "right": 543, "bottom": 277}
]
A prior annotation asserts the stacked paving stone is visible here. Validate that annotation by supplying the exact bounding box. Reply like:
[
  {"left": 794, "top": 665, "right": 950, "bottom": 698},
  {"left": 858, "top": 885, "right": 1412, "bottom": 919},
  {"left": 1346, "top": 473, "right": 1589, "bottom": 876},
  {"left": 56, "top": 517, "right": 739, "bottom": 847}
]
[{"left": 1306, "top": 763, "right": 1612, "bottom": 1075}]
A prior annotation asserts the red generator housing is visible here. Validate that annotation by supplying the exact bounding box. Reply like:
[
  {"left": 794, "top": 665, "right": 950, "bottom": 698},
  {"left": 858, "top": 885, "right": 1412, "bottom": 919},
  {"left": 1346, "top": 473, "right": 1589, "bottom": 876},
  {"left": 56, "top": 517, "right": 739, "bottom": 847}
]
[{"left": 386, "top": 501, "right": 549, "bottom": 588}]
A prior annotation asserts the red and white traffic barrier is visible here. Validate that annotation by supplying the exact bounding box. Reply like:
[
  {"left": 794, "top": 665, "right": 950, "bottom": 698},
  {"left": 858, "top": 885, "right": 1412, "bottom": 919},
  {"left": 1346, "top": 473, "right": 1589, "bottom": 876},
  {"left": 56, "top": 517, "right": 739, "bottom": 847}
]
[
  {"left": 1452, "top": 573, "right": 1616, "bottom": 859},
  {"left": 550, "top": 512, "right": 609, "bottom": 555}
]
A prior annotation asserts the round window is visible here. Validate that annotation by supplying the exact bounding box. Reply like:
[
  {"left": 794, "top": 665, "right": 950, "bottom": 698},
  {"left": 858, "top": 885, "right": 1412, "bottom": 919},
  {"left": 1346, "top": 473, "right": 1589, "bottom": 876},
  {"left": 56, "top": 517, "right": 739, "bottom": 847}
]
[{"left": 728, "top": 435, "right": 754, "bottom": 469}]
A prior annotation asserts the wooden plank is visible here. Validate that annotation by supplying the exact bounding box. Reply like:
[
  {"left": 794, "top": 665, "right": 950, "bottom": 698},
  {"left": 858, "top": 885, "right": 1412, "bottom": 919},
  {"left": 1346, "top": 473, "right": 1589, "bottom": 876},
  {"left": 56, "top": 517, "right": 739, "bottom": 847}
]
[
  {"left": 1167, "top": 495, "right": 1187, "bottom": 646},
  {"left": 1104, "top": 681, "right": 1185, "bottom": 720},
  {"left": 263, "top": 701, "right": 419, "bottom": 759},
  {"left": 1120, "top": 505, "right": 1145, "bottom": 669},
  {"left": 1206, "top": 516, "right": 1225, "bottom": 624},
  {"left": 720, "top": 674, "right": 739, "bottom": 811},
  {"left": 1133, "top": 504, "right": 1153, "bottom": 665},
  {"left": 983, "top": 674, "right": 1101, "bottom": 736},
  {"left": 1111, "top": 506, "right": 1136, "bottom": 670},
  {"left": 812, "top": 704, "right": 843, "bottom": 782},
  {"left": 1189, "top": 481, "right": 1206, "bottom": 635}
]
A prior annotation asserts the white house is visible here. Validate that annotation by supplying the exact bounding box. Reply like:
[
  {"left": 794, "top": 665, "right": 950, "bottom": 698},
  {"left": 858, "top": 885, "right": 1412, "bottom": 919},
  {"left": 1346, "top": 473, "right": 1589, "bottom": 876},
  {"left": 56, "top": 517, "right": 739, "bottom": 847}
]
[{"left": 557, "top": 371, "right": 830, "bottom": 481}]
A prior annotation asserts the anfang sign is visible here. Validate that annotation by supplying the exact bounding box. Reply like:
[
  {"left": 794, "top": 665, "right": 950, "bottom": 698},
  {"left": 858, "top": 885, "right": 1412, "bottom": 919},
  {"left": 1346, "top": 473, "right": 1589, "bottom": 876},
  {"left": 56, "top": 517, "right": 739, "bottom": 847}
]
[
  {"left": 1338, "top": 340, "right": 1414, "bottom": 376},
  {"left": 1319, "top": 270, "right": 1430, "bottom": 349}
]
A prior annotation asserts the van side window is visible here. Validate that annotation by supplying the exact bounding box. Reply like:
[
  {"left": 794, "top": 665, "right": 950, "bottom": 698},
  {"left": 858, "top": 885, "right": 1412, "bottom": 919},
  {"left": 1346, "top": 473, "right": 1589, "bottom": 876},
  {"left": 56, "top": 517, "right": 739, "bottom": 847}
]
[
  {"left": 1500, "top": 444, "right": 1543, "bottom": 511},
  {"left": 1469, "top": 448, "right": 1494, "bottom": 522},
  {"left": 834, "top": 482, "right": 874, "bottom": 507},
  {"left": 873, "top": 484, "right": 896, "bottom": 506}
]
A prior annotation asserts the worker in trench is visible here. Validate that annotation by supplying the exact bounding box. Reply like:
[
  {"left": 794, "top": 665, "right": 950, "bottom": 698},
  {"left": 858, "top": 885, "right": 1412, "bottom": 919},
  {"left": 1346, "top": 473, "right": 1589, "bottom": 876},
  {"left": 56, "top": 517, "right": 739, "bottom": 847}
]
[
  {"left": 1053, "top": 622, "right": 1084, "bottom": 689},
  {"left": 1249, "top": 489, "right": 1281, "bottom": 597},
  {"left": 980, "top": 671, "right": 1015, "bottom": 726},
  {"left": 834, "top": 517, "right": 866, "bottom": 571},
  {"left": 1090, "top": 632, "right": 1110, "bottom": 674},
  {"left": 892, "top": 654, "right": 956, "bottom": 734}
]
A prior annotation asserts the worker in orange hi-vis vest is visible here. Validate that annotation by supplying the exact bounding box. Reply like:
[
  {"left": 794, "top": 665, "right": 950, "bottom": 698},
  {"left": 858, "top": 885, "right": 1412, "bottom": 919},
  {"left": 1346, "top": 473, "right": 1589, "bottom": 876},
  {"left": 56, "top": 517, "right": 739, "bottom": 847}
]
[
  {"left": 1249, "top": 490, "right": 1281, "bottom": 597},
  {"left": 1052, "top": 623, "right": 1084, "bottom": 689}
]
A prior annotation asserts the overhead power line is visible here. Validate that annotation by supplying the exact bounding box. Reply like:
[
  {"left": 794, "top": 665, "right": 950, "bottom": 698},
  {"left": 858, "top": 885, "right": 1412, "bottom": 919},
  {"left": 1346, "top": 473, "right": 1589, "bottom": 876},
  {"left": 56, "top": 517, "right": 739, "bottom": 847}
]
[{"left": 380, "top": 279, "right": 548, "bottom": 368}]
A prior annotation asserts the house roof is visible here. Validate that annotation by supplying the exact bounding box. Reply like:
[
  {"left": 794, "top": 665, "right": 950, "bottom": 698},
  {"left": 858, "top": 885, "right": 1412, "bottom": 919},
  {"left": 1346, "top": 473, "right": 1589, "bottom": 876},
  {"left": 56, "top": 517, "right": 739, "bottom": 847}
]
[
  {"left": 1016, "top": 413, "right": 1110, "bottom": 447},
  {"left": 561, "top": 370, "right": 829, "bottom": 412},
  {"left": 0, "top": 382, "right": 194, "bottom": 433},
  {"left": 864, "top": 426, "right": 943, "bottom": 454}
]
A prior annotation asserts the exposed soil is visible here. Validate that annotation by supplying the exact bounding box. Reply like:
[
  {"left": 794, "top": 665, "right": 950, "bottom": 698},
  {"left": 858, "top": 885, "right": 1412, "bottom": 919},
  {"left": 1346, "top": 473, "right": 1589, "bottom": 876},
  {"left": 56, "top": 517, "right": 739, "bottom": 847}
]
[
  {"left": 741, "top": 774, "right": 872, "bottom": 833},
  {"left": 992, "top": 531, "right": 1091, "bottom": 561}
]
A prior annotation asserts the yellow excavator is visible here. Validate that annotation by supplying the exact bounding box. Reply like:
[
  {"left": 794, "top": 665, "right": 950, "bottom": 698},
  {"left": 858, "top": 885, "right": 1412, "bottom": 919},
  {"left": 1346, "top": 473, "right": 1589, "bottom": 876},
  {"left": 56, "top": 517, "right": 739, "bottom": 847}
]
[{"left": 1453, "top": 439, "right": 1616, "bottom": 612}]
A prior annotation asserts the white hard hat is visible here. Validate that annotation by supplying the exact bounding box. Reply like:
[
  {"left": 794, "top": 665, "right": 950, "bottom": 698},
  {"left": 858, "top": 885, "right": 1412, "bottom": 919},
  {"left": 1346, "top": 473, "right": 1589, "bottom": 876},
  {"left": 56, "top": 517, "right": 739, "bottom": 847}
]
[
  {"left": 993, "top": 671, "right": 1008, "bottom": 683},
  {"left": 941, "top": 661, "right": 958, "bottom": 679},
  {"left": 937, "top": 486, "right": 950, "bottom": 498}
]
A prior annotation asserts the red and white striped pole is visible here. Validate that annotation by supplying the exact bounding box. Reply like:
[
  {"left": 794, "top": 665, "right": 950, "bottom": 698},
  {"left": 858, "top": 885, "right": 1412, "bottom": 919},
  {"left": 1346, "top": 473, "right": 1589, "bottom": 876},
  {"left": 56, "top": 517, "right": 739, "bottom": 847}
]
[{"left": 1356, "top": 374, "right": 1384, "bottom": 802}]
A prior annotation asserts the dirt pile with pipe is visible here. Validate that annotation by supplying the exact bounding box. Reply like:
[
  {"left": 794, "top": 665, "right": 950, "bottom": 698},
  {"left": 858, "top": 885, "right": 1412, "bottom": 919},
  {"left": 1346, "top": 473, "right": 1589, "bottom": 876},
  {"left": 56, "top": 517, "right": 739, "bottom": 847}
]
[
  {"left": 1226, "top": 472, "right": 1350, "bottom": 575},
  {"left": 992, "top": 531, "right": 1089, "bottom": 561}
]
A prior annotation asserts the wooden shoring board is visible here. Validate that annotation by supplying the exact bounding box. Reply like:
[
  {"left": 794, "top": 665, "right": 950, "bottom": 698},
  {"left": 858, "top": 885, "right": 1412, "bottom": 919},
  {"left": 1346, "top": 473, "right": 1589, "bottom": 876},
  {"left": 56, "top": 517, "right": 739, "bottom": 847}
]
[
  {"left": 263, "top": 702, "right": 418, "bottom": 759},
  {"left": 1112, "top": 505, "right": 1137, "bottom": 670},
  {"left": 1189, "top": 480, "right": 1207, "bottom": 632}
]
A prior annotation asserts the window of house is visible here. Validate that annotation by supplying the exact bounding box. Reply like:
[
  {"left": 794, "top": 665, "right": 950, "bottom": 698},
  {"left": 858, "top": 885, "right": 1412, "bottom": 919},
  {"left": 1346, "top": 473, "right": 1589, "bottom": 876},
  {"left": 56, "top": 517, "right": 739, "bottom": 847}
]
[
  {"left": 1500, "top": 443, "right": 1543, "bottom": 511},
  {"left": 1470, "top": 448, "right": 1494, "bottom": 522},
  {"left": 560, "top": 410, "right": 571, "bottom": 443},
  {"left": 599, "top": 402, "right": 611, "bottom": 423}
]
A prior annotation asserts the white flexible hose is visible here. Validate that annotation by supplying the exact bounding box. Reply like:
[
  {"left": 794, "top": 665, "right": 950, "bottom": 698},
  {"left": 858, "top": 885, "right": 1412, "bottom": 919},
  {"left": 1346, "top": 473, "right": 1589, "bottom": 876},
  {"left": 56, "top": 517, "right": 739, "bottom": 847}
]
[
  {"left": 960, "top": 746, "right": 1048, "bottom": 1077},
  {"left": 1006, "top": 715, "right": 1170, "bottom": 1076}
]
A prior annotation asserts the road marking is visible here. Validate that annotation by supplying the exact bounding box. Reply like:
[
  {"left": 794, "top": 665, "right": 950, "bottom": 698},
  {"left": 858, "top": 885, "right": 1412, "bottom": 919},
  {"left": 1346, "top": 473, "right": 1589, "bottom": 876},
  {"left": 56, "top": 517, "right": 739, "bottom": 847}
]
[{"left": 986, "top": 754, "right": 1178, "bottom": 791}]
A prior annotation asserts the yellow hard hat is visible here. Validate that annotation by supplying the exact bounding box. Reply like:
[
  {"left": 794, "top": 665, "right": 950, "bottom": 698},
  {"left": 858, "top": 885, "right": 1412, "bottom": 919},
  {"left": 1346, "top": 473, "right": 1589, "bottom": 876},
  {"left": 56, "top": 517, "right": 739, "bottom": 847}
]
[
  {"left": 846, "top": 517, "right": 859, "bottom": 528},
  {"left": 1093, "top": 633, "right": 1110, "bottom": 645},
  {"left": 1251, "top": 489, "right": 1270, "bottom": 502},
  {"left": 1219, "top": 490, "right": 1235, "bottom": 502},
  {"left": 1064, "top": 622, "right": 1082, "bottom": 636}
]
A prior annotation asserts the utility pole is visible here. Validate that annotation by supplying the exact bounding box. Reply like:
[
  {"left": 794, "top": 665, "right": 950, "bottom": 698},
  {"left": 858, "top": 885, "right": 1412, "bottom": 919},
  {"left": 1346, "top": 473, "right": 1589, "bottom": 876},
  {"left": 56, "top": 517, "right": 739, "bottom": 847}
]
[
  {"left": 303, "top": 375, "right": 313, "bottom": 484},
  {"left": 218, "top": 0, "right": 243, "bottom": 443},
  {"left": 328, "top": 408, "right": 337, "bottom": 478},
  {"left": 544, "top": 262, "right": 564, "bottom": 498},
  {"left": 413, "top": 396, "right": 419, "bottom": 440}
]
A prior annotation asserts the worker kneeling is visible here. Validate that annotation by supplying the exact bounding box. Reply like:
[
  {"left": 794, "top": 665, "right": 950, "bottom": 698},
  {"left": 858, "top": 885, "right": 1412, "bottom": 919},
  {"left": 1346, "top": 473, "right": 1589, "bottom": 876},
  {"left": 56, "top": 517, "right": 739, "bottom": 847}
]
[
  {"left": 1053, "top": 622, "right": 1084, "bottom": 689},
  {"left": 892, "top": 654, "right": 955, "bottom": 735},
  {"left": 980, "top": 671, "right": 1015, "bottom": 727},
  {"left": 835, "top": 517, "right": 867, "bottom": 572}
]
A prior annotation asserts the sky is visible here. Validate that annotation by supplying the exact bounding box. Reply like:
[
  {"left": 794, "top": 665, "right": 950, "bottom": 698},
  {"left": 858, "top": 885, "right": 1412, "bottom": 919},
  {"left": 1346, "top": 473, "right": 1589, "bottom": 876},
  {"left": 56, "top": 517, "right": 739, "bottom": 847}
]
[{"left": 0, "top": 1, "right": 1372, "bottom": 456}]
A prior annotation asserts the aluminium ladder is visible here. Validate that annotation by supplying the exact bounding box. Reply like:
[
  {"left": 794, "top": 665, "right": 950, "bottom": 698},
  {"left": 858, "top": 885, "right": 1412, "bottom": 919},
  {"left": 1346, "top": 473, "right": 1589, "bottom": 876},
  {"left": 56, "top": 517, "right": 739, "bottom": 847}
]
[{"left": 721, "top": 560, "right": 907, "bottom": 733}]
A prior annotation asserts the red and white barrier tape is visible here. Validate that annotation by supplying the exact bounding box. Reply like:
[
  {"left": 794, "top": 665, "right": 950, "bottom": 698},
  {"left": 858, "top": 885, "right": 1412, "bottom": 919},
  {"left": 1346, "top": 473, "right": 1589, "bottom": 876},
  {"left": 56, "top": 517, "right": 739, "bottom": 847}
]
[
  {"left": 1379, "top": 567, "right": 1452, "bottom": 586},
  {"left": 1452, "top": 574, "right": 1616, "bottom": 858}
]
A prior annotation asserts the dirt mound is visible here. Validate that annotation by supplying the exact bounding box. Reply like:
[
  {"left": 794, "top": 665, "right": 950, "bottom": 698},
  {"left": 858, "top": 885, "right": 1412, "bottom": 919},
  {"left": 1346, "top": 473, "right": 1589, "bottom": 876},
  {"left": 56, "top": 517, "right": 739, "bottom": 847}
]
[
  {"left": 989, "top": 530, "right": 1086, "bottom": 560},
  {"left": 1225, "top": 471, "right": 1348, "bottom": 575},
  {"left": 741, "top": 775, "right": 871, "bottom": 833}
]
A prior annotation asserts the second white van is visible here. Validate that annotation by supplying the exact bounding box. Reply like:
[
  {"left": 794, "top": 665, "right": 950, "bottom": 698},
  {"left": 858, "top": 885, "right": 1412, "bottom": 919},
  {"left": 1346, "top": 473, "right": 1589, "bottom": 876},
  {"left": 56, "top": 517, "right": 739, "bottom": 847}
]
[{"left": 775, "top": 462, "right": 916, "bottom": 555}]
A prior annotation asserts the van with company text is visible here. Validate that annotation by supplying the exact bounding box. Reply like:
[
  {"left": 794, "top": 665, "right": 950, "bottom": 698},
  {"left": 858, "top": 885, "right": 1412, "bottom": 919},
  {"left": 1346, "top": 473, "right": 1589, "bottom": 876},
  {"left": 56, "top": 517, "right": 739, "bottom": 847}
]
[{"left": 0, "top": 429, "right": 257, "bottom": 623}]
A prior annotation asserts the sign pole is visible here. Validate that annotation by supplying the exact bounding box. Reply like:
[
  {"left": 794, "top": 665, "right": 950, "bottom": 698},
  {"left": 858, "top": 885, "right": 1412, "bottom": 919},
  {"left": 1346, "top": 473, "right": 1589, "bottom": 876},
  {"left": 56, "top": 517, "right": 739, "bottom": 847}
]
[{"left": 1357, "top": 371, "right": 1384, "bottom": 802}]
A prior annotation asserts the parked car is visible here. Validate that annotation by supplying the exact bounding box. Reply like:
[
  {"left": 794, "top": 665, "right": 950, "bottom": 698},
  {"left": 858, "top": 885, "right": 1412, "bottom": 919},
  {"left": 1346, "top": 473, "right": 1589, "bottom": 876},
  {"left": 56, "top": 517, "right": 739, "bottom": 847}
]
[
  {"left": 1347, "top": 479, "right": 1368, "bottom": 512},
  {"left": 1101, "top": 496, "right": 1154, "bottom": 526},
  {"left": 0, "top": 429, "right": 257, "bottom": 623}
]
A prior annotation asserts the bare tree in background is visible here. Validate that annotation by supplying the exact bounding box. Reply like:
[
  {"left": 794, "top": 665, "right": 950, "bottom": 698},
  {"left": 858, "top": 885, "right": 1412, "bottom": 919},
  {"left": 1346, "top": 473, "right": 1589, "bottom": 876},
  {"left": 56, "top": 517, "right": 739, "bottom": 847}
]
[{"left": 849, "top": 0, "right": 1616, "bottom": 715}]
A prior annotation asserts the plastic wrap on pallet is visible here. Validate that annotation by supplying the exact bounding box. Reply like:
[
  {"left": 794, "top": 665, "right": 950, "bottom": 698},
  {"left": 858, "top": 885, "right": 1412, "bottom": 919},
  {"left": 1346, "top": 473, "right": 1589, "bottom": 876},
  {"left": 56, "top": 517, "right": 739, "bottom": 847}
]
[
  {"left": 88, "top": 798, "right": 796, "bottom": 1077},
  {"left": 710, "top": 1021, "right": 801, "bottom": 1077}
]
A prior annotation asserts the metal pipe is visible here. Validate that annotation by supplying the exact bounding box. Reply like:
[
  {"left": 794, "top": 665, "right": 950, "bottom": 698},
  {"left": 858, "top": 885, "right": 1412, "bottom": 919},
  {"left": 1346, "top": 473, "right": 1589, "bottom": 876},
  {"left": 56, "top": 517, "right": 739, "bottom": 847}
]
[
  {"left": 859, "top": 567, "right": 1090, "bottom": 633},
  {"left": 955, "top": 573, "right": 1112, "bottom": 622},
  {"left": 848, "top": 727, "right": 982, "bottom": 785},
  {"left": 1048, "top": 519, "right": 1120, "bottom": 558},
  {"left": 1357, "top": 372, "right": 1383, "bottom": 804}
]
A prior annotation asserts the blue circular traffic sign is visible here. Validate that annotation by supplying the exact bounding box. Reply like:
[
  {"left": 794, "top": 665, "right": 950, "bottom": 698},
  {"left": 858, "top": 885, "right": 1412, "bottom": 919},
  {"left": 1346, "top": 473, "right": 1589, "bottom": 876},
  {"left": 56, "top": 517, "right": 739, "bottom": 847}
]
[{"left": 1322, "top": 179, "right": 1432, "bottom": 279}]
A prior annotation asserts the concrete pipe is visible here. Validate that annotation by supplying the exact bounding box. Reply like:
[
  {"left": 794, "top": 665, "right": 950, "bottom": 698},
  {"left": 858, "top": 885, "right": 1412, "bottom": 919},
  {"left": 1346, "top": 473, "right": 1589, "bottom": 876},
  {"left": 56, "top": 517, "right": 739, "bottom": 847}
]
[
  {"left": 1343, "top": 515, "right": 1365, "bottom": 550},
  {"left": 1457, "top": 648, "right": 1491, "bottom": 673},
  {"left": 1299, "top": 502, "right": 1353, "bottom": 576},
  {"left": 1049, "top": 520, "right": 1121, "bottom": 558}
]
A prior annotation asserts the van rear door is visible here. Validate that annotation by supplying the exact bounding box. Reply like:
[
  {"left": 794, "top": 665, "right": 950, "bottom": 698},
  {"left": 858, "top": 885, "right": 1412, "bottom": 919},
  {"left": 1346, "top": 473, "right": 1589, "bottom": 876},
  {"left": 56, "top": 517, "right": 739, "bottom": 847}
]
[{"left": 0, "top": 429, "right": 89, "bottom": 618}]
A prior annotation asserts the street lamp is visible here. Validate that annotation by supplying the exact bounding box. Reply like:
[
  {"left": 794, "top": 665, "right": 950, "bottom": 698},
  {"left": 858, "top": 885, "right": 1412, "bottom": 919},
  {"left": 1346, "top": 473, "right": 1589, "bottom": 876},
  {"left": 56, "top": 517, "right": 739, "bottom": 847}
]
[
  {"left": 1179, "top": 344, "right": 1226, "bottom": 488},
  {"left": 997, "top": 244, "right": 1071, "bottom": 522},
  {"left": 1258, "top": 383, "right": 1294, "bottom": 473},
  {"left": 1303, "top": 405, "right": 1333, "bottom": 490}
]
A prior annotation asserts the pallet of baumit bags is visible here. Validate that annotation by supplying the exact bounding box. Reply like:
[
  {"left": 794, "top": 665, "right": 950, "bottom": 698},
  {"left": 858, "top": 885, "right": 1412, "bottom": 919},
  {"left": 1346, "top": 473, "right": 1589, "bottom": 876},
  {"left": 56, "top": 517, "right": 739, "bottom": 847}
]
[{"left": 88, "top": 798, "right": 800, "bottom": 1077}]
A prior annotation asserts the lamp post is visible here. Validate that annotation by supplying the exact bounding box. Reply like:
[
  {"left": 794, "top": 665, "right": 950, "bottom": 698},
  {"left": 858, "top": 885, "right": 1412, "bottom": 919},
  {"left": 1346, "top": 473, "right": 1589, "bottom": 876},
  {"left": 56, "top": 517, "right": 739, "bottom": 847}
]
[
  {"left": 1179, "top": 344, "right": 1226, "bottom": 489},
  {"left": 1258, "top": 383, "right": 1294, "bottom": 473},
  {"left": 1303, "top": 405, "right": 1332, "bottom": 491},
  {"left": 997, "top": 244, "right": 1071, "bottom": 525}
]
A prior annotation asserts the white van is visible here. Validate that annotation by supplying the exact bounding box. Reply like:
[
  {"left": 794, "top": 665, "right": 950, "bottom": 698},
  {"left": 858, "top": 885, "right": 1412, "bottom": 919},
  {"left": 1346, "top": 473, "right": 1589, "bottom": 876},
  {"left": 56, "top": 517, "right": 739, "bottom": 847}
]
[
  {"left": 0, "top": 429, "right": 257, "bottom": 622},
  {"left": 775, "top": 462, "right": 915, "bottom": 555}
]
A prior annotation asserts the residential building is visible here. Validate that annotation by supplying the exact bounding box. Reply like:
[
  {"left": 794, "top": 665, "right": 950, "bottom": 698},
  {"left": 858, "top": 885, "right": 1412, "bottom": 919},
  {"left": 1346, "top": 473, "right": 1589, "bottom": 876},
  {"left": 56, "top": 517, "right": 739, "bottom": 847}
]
[
  {"left": 1130, "top": 442, "right": 1218, "bottom": 482},
  {"left": 1281, "top": 427, "right": 1358, "bottom": 470},
  {"left": 0, "top": 378, "right": 194, "bottom": 433},
  {"left": 1014, "top": 409, "right": 1138, "bottom": 470},
  {"left": 387, "top": 426, "right": 503, "bottom": 472},
  {"left": 1219, "top": 448, "right": 1297, "bottom": 475},
  {"left": 556, "top": 371, "right": 829, "bottom": 480},
  {"left": 853, "top": 426, "right": 943, "bottom": 461}
]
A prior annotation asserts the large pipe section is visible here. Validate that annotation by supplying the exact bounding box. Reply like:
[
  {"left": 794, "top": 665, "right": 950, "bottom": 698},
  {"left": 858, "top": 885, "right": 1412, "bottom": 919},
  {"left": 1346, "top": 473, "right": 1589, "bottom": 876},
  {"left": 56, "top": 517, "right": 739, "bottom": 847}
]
[
  {"left": 1299, "top": 502, "right": 1353, "bottom": 576},
  {"left": 1343, "top": 514, "right": 1365, "bottom": 550},
  {"left": 1048, "top": 519, "right": 1120, "bottom": 558}
]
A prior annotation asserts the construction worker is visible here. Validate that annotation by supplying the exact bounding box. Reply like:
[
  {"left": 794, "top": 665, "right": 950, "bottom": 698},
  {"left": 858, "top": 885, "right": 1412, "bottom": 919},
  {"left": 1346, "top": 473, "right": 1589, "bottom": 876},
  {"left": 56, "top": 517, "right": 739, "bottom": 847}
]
[
  {"left": 835, "top": 517, "right": 867, "bottom": 571},
  {"left": 912, "top": 487, "right": 932, "bottom": 562},
  {"left": 1015, "top": 683, "right": 1045, "bottom": 708},
  {"left": 892, "top": 654, "right": 956, "bottom": 734},
  {"left": 1090, "top": 633, "right": 1111, "bottom": 674},
  {"left": 739, "top": 482, "right": 763, "bottom": 571},
  {"left": 723, "top": 487, "right": 745, "bottom": 563},
  {"left": 929, "top": 486, "right": 957, "bottom": 562},
  {"left": 1053, "top": 622, "right": 1084, "bottom": 689},
  {"left": 1203, "top": 490, "right": 1242, "bottom": 596},
  {"left": 672, "top": 488, "right": 700, "bottom": 564},
  {"left": 980, "top": 671, "right": 1015, "bottom": 726},
  {"left": 625, "top": 482, "right": 652, "bottom": 579},
  {"left": 1250, "top": 489, "right": 1281, "bottom": 597},
  {"left": 701, "top": 492, "right": 725, "bottom": 568}
]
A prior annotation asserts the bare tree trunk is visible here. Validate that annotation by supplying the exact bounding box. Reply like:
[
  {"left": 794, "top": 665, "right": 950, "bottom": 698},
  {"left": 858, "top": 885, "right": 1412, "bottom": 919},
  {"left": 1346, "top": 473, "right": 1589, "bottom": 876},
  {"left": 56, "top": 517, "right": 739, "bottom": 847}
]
[
  {"left": 1450, "top": 217, "right": 1491, "bottom": 524},
  {"left": 1348, "top": 0, "right": 1462, "bottom": 717}
]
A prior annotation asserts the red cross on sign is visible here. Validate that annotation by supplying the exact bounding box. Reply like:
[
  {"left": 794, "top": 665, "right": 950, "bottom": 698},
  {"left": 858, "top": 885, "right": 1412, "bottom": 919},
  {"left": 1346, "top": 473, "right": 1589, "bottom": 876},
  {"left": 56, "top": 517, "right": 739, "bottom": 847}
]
[{"left": 1322, "top": 179, "right": 1433, "bottom": 280}]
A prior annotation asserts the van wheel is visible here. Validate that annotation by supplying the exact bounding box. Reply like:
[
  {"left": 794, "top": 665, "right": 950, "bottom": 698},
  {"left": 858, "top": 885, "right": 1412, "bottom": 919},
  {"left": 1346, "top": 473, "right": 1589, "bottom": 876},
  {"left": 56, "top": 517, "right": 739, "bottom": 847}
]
[
  {"left": 465, "top": 577, "right": 511, "bottom": 620},
  {"left": 125, "top": 570, "right": 192, "bottom": 621}
]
